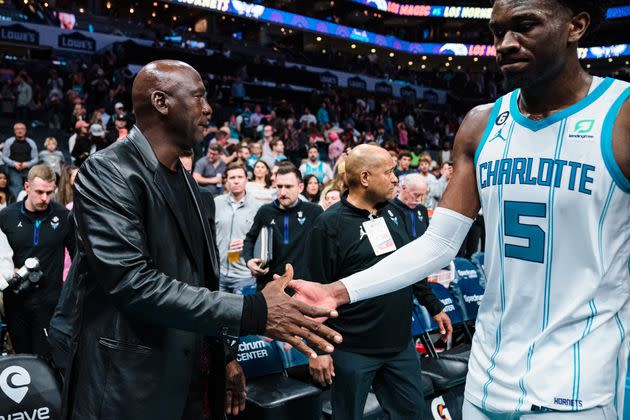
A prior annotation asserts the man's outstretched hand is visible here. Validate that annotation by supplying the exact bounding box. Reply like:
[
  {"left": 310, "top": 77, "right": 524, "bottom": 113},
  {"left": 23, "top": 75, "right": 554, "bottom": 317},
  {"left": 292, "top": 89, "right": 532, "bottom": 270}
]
[
  {"left": 288, "top": 279, "right": 351, "bottom": 312},
  {"left": 261, "top": 264, "right": 343, "bottom": 359}
]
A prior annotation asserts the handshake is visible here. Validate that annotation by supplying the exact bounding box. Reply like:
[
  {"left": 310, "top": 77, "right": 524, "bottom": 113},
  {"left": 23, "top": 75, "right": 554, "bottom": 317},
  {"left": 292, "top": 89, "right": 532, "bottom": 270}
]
[{"left": 259, "top": 264, "right": 350, "bottom": 359}]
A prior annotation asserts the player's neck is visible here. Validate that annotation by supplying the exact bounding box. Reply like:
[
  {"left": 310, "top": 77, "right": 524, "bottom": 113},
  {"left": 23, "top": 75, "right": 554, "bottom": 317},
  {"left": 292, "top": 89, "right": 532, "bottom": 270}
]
[{"left": 518, "top": 64, "right": 592, "bottom": 120}]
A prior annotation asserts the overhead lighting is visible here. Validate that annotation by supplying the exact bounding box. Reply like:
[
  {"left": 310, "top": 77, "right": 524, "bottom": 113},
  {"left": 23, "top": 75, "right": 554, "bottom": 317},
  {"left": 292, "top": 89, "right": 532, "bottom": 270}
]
[
  {"left": 370, "top": 48, "right": 376, "bottom": 53},
  {"left": 322, "top": 49, "right": 327, "bottom": 53},
  {"left": 281, "top": 27, "right": 285, "bottom": 32},
  {"left": 164, "top": 3, "right": 168, "bottom": 8},
  {"left": 448, "top": 56, "right": 453, "bottom": 61},
  {"left": 457, "top": 65, "right": 462, "bottom": 70},
  {"left": 153, "top": 2, "right": 157, "bottom": 5},
  {"left": 421, "top": 64, "right": 426, "bottom": 69},
  {"left": 389, "top": 52, "right": 394, "bottom": 57},
  {"left": 608, "top": 58, "right": 613, "bottom": 62},
  {"left": 79, "top": 7, "right": 84, "bottom": 12},
  {"left": 172, "top": 15, "right": 176, "bottom": 21},
  {"left": 586, "top": 64, "right": 591, "bottom": 68},
  {"left": 316, "top": 36, "right": 322, "bottom": 41},
  {"left": 626, "top": 61, "right": 629, "bottom": 65},
  {"left": 422, "top": 56, "right": 427, "bottom": 61},
  {"left": 351, "top": 44, "right": 356, "bottom": 49},
  {"left": 473, "top": 57, "right": 478, "bottom": 62},
  {"left": 408, "top": 61, "right": 413, "bottom": 66},
  {"left": 44, "top": 2, "right": 48, "bottom": 6},
  {"left": 129, "top": 7, "right": 134, "bottom": 13},
  {"left": 445, "top": 62, "right": 450, "bottom": 67},
  {"left": 151, "top": 11, "right": 156, "bottom": 17}
]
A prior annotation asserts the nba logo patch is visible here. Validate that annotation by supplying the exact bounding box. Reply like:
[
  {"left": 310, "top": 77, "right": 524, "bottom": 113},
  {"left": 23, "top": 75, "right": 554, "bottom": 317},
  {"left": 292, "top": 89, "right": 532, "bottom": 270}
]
[
  {"left": 50, "top": 216, "right": 60, "bottom": 230},
  {"left": 297, "top": 211, "right": 305, "bottom": 225},
  {"left": 387, "top": 210, "right": 398, "bottom": 225}
]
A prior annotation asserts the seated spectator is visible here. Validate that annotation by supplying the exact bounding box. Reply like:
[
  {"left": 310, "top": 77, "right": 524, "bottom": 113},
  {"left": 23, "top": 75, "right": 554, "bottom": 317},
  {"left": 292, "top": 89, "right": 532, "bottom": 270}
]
[
  {"left": 328, "top": 131, "right": 345, "bottom": 163},
  {"left": 395, "top": 150, "right": 416, "bottom": 180},
  {"left": 320, "top": 187, "right": 341, "bottom": 210},
  {"left": 39, "top": 137, "right": 65, "bottom": 176},
  {"left": 68, "top": 120, "right": 90, "bottom": 157},
  {"left": 299, "top": 146, "right": 333, "bottom": 184},
  {"left": 193, "top": 144, "right": 226, "bottom": 197},
  {"left": 2, "top": 122, "right": 38, "bottom": 198},
  {"left": 0, "top": 171, "right": 14, "bottom": 210},
  {"left": 261, "top": 138, "right": 286, "bottom": 169},
  {"left": 246, "top": 160, "right": 275, "bottom": 204},
  {"left": 303, "top": 174, "right": 321, "bottom": 203}
]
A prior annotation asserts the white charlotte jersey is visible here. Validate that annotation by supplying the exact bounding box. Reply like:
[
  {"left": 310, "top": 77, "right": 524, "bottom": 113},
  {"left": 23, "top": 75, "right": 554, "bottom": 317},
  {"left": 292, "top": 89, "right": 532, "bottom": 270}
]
[{"left": 467, "top": 76, "right": 630, "bottom": 414}]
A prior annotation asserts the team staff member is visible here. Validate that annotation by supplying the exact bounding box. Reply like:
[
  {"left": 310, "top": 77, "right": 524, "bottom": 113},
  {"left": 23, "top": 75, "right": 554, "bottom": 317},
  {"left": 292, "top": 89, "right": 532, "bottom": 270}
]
[
  {"left": 243, "top": 162, "right": 323, "bottom": 289},
  {"left": 303, "top": 145, "right": 433, "bottom": 420},
  {"left": 0, "top": 164, "right": 74, "bottom": 357},
  {"left": 390, "top": 173, "right": 451, "bottom": 337}
]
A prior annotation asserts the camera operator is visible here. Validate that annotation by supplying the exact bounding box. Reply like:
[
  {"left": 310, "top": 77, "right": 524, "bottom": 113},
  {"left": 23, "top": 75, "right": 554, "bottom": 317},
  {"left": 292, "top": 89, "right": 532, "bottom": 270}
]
[{"left": 0, "top": 164, "right": 75, "bottom": 357}]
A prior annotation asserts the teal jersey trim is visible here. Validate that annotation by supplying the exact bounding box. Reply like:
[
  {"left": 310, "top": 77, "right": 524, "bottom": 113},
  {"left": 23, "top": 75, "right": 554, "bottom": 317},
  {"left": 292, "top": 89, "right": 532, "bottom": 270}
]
[
  {"left": 601, "top": 86, "right": 630, "bottom": 193},
  {"left": 474, "top": 96, "right": 504, "bottom": 167},
  {"left": 510, "top": 77, "right": 615, "bottom": 132}
]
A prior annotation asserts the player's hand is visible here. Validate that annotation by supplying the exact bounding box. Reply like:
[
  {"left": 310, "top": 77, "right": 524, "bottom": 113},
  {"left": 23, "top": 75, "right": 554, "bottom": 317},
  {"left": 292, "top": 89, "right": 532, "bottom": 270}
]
[
  {"left": 288, "top": 279, "right": 350, "bottom": 311},
  {"left": 225, "top": 360, "right": 246, "bottom": 415},
  {"left": 432, "top": 310, "right": 453, "bottom": 339},
  {"left": 247, "top": 258, "right": 269, "bottom": 277},
  {"left": 262, "top": 264, "right": 342, "bottom": 359},
  {"left": 309, "top": 355, "right": 335, "bottom": 386}
]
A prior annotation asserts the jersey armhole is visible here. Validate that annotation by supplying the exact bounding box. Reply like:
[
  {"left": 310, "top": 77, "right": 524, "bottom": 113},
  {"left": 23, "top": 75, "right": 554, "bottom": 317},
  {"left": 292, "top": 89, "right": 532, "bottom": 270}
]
[
  {"left": 601, "top": 86, "right": 630, "bottom": 193},
  {"left": 474, "top": 96, "right": 504, "bottom": 167}
]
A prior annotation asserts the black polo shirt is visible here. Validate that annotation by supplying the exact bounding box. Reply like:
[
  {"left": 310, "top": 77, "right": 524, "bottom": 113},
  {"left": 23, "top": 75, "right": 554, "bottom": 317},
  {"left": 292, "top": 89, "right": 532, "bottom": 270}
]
[
  {"left": 0, "top": 201, "right": 75, "bottom": 306},
  {"left": 303, "top": 197, "right": 414, "bottom": 354}
]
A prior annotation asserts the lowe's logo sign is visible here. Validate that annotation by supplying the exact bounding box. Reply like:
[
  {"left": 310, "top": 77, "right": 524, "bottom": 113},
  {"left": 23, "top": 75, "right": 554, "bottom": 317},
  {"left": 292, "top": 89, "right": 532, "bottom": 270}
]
[{"left": 58, "top": 32, "right": 96, "bottom": 52}]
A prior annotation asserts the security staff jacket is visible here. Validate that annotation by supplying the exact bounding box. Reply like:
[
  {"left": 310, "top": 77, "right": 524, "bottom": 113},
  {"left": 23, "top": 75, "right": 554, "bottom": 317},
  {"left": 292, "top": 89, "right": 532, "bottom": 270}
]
[
  {"left": 304, "top": 197, "right": 421, "bottom": 354},
  {"left": 243, "top": 199, "right": 323, "bottom": 287},
  {"left": 0, "top": 201, "right": 75, "bottom": 305}
]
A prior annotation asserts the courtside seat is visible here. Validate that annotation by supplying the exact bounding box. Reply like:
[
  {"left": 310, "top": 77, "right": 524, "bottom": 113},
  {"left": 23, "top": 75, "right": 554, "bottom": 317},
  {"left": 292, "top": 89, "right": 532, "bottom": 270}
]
[
  {"left": 273, "top": 340, "right": 311, "bottom": 383},
  {"left": 0, "top": 354, "right": 62, "bottom": 418},
  {"left": 236, "top": 335, "right": 322, "bottom": 420},
  {"left": 421, "top": 356, "right": 469, "bottom": 391}
]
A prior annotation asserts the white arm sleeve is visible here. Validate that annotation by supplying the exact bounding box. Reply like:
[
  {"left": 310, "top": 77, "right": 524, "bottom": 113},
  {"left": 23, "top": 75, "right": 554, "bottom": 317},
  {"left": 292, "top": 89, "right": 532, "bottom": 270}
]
[{"left": 340, "top": 207, "right": 473, "bottom": 303}]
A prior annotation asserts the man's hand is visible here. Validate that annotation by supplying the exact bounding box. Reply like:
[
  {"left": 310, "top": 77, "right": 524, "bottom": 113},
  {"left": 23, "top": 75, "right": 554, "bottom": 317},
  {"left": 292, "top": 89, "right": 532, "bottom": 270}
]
[
  {"left": 432, "top": 310, "right": 453, "bottom": 339},
  {"left": 225, "top": 360, "right": 246, "bottom": 416},
  {"left": 309, "top": 355, "right": 335, "bottom": 386},
  {"left": 262, "top": 264, "right": 342, "bottom": 359},
  {"left": 288, "top": 279, "right": 350, "bottom": 311},
  {"left": 247, "top": 258, "right": 269, "bottom": 277}
]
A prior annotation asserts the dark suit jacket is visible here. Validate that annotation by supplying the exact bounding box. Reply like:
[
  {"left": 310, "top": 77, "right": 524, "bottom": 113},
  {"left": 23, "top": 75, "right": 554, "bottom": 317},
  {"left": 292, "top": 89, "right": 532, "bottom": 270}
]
[{"left": 60, "top": 127, "right": 243, "bottom": 419}]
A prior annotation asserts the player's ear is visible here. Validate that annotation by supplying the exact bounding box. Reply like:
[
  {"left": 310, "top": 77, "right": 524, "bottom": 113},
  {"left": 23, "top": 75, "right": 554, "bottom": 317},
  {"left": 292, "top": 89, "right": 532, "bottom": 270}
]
[{"left": 567, "top": 11, "right": 589, "bottom": 44}]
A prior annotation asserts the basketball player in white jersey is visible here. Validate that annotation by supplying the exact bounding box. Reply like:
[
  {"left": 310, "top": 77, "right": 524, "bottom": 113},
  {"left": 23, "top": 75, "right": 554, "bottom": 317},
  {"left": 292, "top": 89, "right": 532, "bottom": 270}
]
[{"left": 287, "top": 0, "right": 630, "bottom": 418}]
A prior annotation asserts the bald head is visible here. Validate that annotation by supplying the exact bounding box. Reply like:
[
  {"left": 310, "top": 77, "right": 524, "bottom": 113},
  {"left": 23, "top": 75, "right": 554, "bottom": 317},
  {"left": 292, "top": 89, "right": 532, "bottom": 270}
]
[
  {"left": 130, "top": 60, "right": 212, "bottom": 150},
  {"left": 345, "top": 145, "right": 392, "bottom": 189},
  {"left": 132, "top": 60, "right": 201, "bottom": 119}
]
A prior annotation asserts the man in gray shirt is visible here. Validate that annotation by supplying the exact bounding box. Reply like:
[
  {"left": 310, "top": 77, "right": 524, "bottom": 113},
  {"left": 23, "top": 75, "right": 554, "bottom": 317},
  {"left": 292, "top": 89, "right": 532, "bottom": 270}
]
[
  {"left": 193, "top": 143, "right": 226, "bottom": 196},
  {"left": 214, "top": 163, "right": 262, "bottom": 293},
  {"left": 2, "top": 122, "right": 38, "bottom": 198}
]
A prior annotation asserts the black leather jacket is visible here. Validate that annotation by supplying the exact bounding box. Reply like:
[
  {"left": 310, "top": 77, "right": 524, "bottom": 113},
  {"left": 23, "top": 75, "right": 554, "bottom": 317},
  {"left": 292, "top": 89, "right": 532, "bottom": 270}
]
[{"left": 60, "top": 127, "right": 243, "bottom": 419}]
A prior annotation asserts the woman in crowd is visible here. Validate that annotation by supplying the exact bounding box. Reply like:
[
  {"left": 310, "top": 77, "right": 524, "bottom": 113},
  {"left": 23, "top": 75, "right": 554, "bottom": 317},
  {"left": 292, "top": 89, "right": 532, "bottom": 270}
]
[
  {"left": 246, "top": 159, "right": 275, "bottom": 204},
  {"left": 303, "top": 174, "right": 321, "bottom": 203},
  {"left": 0, "top": 171, "right": 14, "bottom": 210}
]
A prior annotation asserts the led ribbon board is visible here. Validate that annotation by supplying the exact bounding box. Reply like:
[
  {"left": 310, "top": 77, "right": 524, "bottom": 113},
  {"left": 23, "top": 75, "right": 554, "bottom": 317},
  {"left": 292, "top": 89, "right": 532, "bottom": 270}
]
[{"left": 168, "top": 0, "right": 630, "bottom": 58}]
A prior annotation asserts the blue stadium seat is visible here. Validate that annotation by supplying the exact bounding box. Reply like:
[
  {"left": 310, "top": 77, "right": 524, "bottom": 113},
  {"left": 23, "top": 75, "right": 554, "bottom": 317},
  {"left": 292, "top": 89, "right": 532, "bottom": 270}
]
[
  {"left": 470, "top": 252, "right": 486, "bottom": 283},
  {"left": 412, "top": 292, "right": 469, "bottom": 393},
  {"left": 236, "top": 335, "right": 322, "bottom": 420},
  {"left": 450, "top": 258, "right": 486, "bottom": 322},
  {"left": 272, "top": 340, "right": 311, "bottom": 383}
]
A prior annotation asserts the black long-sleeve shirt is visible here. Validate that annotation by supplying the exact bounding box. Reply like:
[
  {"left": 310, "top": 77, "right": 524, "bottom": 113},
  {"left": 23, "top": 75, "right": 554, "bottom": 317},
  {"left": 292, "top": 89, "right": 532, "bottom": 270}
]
[
  {"left": 304, "top": 197, "right": 421, "bottom": 354},
  {"left": 243, "top": 199, "right": 323, "bottom": 288},
  {"left": 0, "top": 201, "right": 75, "bottom": 306}
]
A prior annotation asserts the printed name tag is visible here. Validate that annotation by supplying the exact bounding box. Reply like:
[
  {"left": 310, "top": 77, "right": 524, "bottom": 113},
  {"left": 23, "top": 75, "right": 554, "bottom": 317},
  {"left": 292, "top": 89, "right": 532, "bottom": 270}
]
[{"left": 362, "top": 217, "right": 397, "bottom": 256}]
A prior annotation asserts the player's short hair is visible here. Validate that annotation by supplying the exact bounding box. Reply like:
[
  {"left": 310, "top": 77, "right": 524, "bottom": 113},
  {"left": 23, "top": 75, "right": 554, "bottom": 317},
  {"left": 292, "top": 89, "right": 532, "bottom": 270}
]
[
  {"left": 27, "top": 164, "right": 56, "bottom": 183},
  {"left": 555, "top": 0, "right": 607, "bottom": 34}
]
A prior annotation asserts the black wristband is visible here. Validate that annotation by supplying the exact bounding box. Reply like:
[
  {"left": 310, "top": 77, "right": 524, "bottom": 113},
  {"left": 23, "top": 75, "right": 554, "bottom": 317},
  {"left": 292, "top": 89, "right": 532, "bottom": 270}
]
[{"left": 240, "top": 292, "right": 268, "bottom": 336}]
